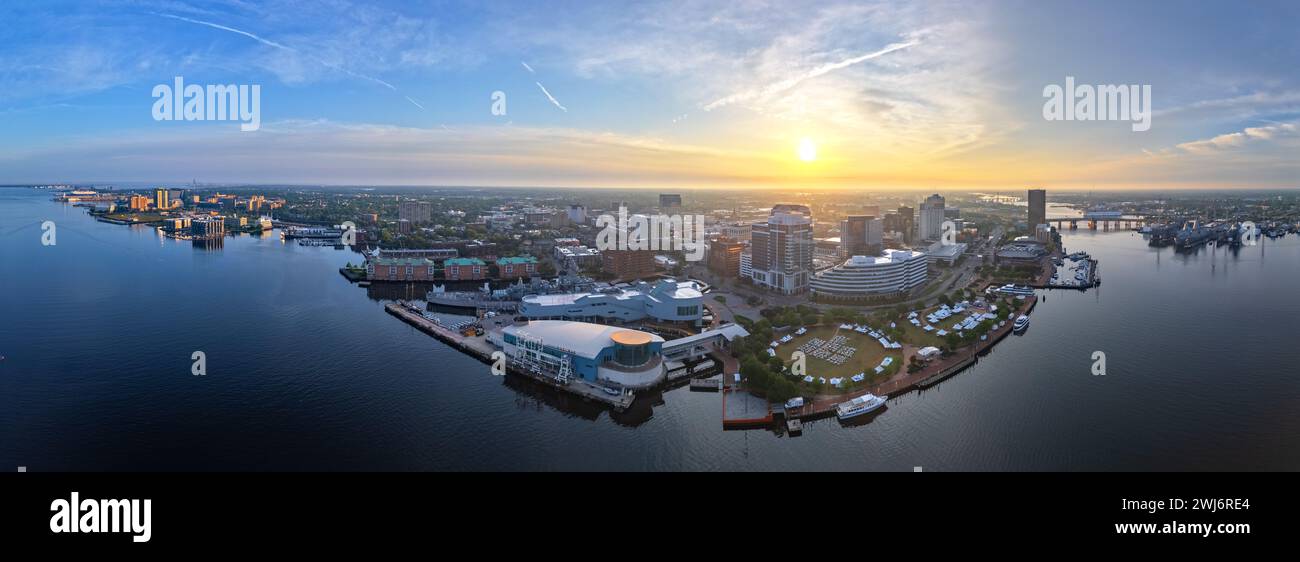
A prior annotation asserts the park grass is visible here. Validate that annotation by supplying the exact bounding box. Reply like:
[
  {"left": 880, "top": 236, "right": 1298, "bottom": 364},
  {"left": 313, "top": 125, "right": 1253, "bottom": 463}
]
[
  {"left": 887, "top": 303, "right": 1001, "bottom": 350},
  {"left": 774, "top": 325, "right": 902, "bottom": 391}
]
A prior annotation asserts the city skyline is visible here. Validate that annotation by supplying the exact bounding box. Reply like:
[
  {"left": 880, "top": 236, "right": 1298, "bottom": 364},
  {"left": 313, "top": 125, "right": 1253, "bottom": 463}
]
[{"left": 2, "top": 0, "right": 1299, "bottom": 190}]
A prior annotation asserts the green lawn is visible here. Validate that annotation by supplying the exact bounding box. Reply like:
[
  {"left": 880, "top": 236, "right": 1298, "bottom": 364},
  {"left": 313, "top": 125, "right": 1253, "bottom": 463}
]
[
  {"left": 773, "top": 325, "right": 902, "bottom": 391},
  {"left": 888, "top": 303, "right": 1003, "bottom": 349}
]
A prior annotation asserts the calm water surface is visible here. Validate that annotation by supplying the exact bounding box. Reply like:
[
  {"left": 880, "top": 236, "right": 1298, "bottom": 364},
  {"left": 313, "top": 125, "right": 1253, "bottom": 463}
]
[{"left": 3, "top": 187, "right": 1299, "bottom": 470}]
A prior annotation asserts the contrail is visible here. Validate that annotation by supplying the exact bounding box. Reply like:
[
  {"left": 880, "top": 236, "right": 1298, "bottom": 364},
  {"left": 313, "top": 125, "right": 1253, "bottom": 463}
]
[
  {"left": 536, "top": 82, "right": 567, "bottom": 112},
  {"left": 155, "top": 13, "right": 423, "bottom": 111},
  {"left": 521, "top": 61, "right": 535, "bottom": 74},
  {"left": 703, "top": 39, "right": 918, "bottom": 111}
]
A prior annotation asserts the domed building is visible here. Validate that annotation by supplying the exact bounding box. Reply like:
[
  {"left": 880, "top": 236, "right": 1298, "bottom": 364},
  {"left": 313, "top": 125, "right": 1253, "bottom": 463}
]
[{"left": 493, "top": 320, "right": 667, "bottom": 388}]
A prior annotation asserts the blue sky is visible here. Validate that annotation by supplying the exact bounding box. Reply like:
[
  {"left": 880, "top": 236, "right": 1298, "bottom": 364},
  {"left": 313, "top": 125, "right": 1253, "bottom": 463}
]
[{"left": 1, "top": 0, "right": 1298, "bottom": 189}]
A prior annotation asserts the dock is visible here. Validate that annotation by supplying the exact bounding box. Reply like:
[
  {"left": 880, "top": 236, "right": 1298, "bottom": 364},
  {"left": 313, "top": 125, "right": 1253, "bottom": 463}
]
[
  {"left": 384, "top": 302, "right": 634, "bottom": 411},
  {"left": 785, "top": 418, "right": 803, "bottom": 435},
  {"left": 722, "top": 388, "right": 773, "bottom": 428}
]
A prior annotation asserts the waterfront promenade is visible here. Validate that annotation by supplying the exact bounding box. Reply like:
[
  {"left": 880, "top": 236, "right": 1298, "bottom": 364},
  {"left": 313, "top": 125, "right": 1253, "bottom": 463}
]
[{"left": 789, "top": 295, "right": 1037, "bottom": 420}]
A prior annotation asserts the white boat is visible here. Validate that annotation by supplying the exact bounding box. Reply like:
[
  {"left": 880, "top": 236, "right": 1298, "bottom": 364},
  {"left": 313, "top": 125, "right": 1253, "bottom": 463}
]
[
  {"left": 1013, "top": 314, "right": 1030, "bottom": 331},
  {"left": 836, "top": 393, "right": 887, "bottom": 420},
  {"left": 995, "top": 284, "right": 1035, "bottom": 297}
]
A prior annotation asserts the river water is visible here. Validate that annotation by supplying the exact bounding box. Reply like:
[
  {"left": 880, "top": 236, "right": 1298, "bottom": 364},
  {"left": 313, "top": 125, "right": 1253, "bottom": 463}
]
[{"left": 3, "top": 187, "right": 1298, "bottom": 470}]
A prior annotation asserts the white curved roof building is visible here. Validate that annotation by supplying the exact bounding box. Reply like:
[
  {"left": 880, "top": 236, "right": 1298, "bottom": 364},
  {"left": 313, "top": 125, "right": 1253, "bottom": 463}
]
[{"left": 810, "top": 250, "right": 928, "bottom": 298}]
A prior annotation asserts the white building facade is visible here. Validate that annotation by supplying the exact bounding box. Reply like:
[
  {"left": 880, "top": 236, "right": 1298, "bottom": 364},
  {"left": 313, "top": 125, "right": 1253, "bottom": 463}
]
[{"left": 810, "top": 250, "right": 929, "bottom": 299}]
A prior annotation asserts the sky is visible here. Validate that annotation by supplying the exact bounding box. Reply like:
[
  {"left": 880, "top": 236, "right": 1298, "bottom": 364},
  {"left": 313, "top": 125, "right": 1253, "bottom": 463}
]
[{"left": 0, "top": 0, "right": 1298, "bottom": 190}]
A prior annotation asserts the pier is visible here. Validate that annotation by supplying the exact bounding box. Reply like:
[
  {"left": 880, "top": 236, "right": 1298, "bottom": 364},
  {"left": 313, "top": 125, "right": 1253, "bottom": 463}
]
[{"left": 384, "top": 302, "right": 634, "bottom": 411}]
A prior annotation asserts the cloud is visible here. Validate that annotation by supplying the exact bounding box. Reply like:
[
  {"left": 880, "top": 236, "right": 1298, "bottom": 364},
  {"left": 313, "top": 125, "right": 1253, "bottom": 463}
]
[
  {"left": 535, "top": 82, "right": 567, "bottom": 112},
  {"left": 521, "top": 61, "right": 534, "bottom": 73},
  {"left": 1175, "top": 122, "right": 1299, "bottom": 154},
  {"left": 702, "top": 39, "right": 918, "bottom": 111},
  {"left": 153, "top": 12, "right": 425, "bottom": 110}
]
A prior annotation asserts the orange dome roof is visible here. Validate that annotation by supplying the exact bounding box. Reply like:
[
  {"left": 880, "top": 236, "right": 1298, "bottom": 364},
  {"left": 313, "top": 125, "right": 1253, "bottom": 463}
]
[{"left": 610, "top": 330, "right": 654, "bottom": 346}]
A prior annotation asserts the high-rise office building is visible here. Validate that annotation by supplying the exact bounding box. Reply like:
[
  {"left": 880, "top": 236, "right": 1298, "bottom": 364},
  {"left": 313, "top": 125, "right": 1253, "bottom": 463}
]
[
  {"left": 398, "top": 200, "right": 433, "bottom": 224},
  {"left": 917, "top": 194, "right": 946, "bottom": 241},
  {"left": 566, "top": 204, "right": 587, "bottom": 224},
  {"left": 707, "top": 238, "right": 745, "bottom": 278},
  {"left": 155, "top": 189, "right": 169, "bottom": 210},
  {"left": 839, "top": 215, "right": 883, "bottom": 259},
  {"left": 1028, "top": 188, "right": 1047, "bottom": 229},
  {"left": 750, "top": 204, "right": 813, "bottom": 294}
]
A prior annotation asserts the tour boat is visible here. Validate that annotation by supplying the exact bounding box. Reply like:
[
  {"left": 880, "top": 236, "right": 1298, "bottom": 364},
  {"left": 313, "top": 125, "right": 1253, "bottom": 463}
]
[
  {"left": 835, "top": 393, "right": 887, "bottom": 420},
  {"left": 1013, "top": 314, "right": 1030, "bottom": 332}
]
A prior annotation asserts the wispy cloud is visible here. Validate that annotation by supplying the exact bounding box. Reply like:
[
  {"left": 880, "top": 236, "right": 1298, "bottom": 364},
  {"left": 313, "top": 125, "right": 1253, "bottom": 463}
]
[
  {"left": 153, "top": 12, "right": 424, "bottom": 111},
  {"left": 535, "top": 82, "right": 567, "bottom": 112},
  {"left": 703, "top": 39, "right": 919, "bottom": 111},
  {"left": 1176, "top": 122, "right": 1299, "bottom": 154},
  {"left": 520, "top": 61, "right": 534, "bottom": 73}
]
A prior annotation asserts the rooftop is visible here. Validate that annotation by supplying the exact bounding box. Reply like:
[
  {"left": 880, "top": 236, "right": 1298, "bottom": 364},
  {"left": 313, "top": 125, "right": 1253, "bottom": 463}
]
[
  {"left": 842, "top": 249, "right": 926, "bottom": 267},
  {"left": 445, "top": 257, "right": 486, "bottom": 266},
  {"left": 504, "top": 320, "right": 664, "bottom": 358},
  {"left": 370, "top": 257, "right": 434, "bottom": 266}
]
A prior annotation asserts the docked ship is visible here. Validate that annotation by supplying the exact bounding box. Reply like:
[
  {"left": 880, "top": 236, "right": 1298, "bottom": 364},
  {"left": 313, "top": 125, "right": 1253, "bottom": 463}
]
[
  {"left": 993, "top": 284, "right": 1035, "bottom": 297},
  {"left": 281, "top": 226, "right": 344, "bottom": 239},
  {"left": 835, "top": 393, "right": 887, "bottom": 420},
  {"left": 426, "top": 274, "right": 597, "bottom": 312},
  {"left": 1013, "top": 314, "right": 1030, "bottom": 332},
  {"left": 1173, "top": 221, "right": 1213, "bottom": 251}
]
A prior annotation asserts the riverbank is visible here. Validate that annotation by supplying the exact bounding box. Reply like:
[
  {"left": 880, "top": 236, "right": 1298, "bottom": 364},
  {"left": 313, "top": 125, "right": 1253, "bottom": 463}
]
[{"left": 786, "top": 295, "right": 1038, "bottom": 421}]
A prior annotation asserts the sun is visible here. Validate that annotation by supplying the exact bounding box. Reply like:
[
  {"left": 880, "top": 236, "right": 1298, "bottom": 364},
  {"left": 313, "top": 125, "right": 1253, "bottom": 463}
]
[{"left": 797, "top": 137, "right": 817, "bottom": 162}]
